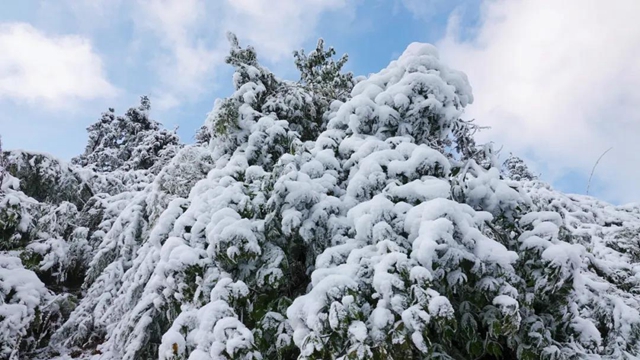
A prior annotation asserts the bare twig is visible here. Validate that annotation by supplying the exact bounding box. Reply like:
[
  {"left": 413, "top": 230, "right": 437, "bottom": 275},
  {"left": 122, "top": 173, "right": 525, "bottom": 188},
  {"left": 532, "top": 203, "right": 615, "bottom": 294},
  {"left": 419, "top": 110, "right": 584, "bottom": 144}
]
[{"left": 586, "top": 147, "right": 613, "bottom": 195}]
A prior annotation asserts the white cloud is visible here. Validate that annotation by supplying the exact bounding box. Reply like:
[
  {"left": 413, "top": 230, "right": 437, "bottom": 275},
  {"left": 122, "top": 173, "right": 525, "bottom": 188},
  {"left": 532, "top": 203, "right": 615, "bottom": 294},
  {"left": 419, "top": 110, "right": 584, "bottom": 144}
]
[
  {"left": 437, "top": 0, "right": 640, "bottom": 203},
  {"left": 0, "top": 22, "right": 117, "bottom": 107},
  {"left": 130, "top": 0, "right": 351, "bottom": 109},
  {"left": 223, "top": 0, "right": 349, "bottom": 61},
  {"left": 133, "top": 0, "right": 223, "bottom": 109},
  {"left": 136, "top": 0, "right": 205, "bottom": 46}
]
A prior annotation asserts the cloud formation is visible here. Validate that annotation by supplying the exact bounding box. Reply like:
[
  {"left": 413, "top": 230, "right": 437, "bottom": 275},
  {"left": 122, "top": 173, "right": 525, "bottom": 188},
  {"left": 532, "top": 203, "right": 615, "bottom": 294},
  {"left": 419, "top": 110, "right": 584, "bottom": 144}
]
[
  {"left": 133, "top": 0, "right": 223, "bottom": 109},
  {"left": 222, "top": 0, "right": 349, "bottom": 61},
  {"left": 0, "top": 22, "right": 117, "bottom": 108},
  {"left": 129, "top": 0, "right": 350, "bottom": 109},
  {"left": 438, "top": 0, "right": 640, "bottom": 203}
]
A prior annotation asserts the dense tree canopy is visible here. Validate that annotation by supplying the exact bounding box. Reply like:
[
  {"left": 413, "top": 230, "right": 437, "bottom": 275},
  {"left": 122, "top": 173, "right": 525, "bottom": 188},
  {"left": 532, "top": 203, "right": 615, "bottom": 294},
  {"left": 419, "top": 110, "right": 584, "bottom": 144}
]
[{"left": 1, "top": 34, "right": 640, "bottom": 360}]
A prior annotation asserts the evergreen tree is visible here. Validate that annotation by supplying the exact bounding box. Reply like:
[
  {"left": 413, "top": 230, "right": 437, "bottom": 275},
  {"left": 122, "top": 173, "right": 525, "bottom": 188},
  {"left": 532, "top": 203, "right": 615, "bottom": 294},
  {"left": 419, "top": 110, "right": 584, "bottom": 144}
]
[
  {"left": 0, "top": 96, "right": 184, "bottom": 359},
  {"left": 503, "top": 153, "right": 538, "bottom": 181},
  {"left": 72, "top": 96, "right": 181, "bottom": 173},
  {"left": 291, "top": 38, "right": 356, "bottom": 140},
  {"left": 2, "top": 35, "right": 640, "bottom": 360}
]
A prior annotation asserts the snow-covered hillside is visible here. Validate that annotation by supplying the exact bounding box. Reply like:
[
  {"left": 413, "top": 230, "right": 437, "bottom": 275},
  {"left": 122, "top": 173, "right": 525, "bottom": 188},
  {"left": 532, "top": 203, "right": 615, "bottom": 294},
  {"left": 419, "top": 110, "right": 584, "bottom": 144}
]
[{"left": 2, "top": 35, "right": 640, "bottom": 360}]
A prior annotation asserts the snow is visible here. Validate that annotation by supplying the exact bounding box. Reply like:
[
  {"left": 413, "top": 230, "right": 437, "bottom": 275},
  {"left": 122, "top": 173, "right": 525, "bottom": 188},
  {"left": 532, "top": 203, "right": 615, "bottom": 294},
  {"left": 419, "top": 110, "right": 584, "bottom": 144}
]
[
  {"left": 348, "top": 321, "right": 368, "bottom": 342},
  {"left": 428, "top": 296, "right": 454, "bottom": 319},
  {"left": 4, "top": 35, "right": 640, "bottom": 360},
  {"left": 0, "top": 254, "right": 51, "bottom": 358}
]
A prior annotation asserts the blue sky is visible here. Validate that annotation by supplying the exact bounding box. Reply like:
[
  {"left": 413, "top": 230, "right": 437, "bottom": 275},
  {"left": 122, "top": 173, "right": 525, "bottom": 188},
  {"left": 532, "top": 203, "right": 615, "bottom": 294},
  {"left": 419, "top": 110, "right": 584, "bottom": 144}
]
[{"left": 2, "top": 0, "right": 640, "bottom": 204}]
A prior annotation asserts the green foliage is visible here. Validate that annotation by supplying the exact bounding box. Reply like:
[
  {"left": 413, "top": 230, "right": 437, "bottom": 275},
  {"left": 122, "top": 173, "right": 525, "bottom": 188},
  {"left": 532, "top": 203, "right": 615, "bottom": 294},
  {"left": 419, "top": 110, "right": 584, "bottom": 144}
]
[
  {"left": 213, "top": 100, "right": 240, "bottom": 136},
  {"left": 0, "top": 197, "right": 32, "bottom": 250}
]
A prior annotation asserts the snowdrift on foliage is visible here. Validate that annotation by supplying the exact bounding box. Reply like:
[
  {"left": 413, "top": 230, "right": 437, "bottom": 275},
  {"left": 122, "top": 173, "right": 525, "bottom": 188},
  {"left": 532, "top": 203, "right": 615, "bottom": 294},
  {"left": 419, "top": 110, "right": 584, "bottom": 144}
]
[{"left": 1, "top": 35, "right": 640, "bottom": 360}]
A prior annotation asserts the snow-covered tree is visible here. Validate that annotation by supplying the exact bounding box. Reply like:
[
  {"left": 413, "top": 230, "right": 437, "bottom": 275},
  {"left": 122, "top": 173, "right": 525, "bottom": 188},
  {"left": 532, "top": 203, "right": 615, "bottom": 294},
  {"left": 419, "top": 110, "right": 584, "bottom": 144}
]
[
  {"left": 0, "top": 253, "right": 51, "bottom": 358},
  {"left": 72, "top": 96, "right": 181, "bottom": 173},
  {"left": 503, "top": 153, "right": 538, "bottom": 181},
  {"left": 3, "top": 34, "right": 640, "bottom": 360},
  {"left": 201, "top": 33, "right": 355, "bottom": 153},
  {"left": 0, "top": 151, "right": 80, "bottom": 359},
  {"left": 292, "top": 38, "right": 356, "bottom": 140},
  {"left": 3, "top": 151, "right": 91, "bottom": 208},
  {"left": 0, "top": 163, "right": 38, "bottom": 252},
  {"left": 0, "top": 94, "right": 186, "bottom": 359}
]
